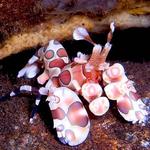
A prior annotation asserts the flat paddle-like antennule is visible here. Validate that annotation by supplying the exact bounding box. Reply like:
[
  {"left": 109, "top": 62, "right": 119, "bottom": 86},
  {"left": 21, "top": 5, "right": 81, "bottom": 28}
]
[{"left": 73, "top": 27, "right": 94, "bottom": 44}]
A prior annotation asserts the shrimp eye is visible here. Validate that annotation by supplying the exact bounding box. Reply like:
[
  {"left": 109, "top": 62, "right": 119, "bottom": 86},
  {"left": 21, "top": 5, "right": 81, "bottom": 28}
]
[
  {"left": 57, "top": 48, "right": 68, "bottom": 57},
  {"left": 45, "top": 50, "right": 54, "bottom": 59}
]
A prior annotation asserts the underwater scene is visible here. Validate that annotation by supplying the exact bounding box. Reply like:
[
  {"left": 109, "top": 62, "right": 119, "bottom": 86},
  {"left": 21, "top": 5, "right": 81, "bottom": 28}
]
[{"left": 0, "top": 0, "right": 150, "bottom": 149}]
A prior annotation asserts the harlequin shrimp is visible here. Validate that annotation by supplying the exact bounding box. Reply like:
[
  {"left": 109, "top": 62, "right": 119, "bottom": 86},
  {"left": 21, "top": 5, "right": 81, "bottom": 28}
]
[{"left": 0, "top": 22, "right": 149, "bottom": 146}]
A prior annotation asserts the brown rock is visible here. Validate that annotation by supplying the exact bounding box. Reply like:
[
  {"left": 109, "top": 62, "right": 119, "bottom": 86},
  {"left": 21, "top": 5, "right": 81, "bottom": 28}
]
[{"left": 0, "top": 0, "right": 150, "bottom": 59}]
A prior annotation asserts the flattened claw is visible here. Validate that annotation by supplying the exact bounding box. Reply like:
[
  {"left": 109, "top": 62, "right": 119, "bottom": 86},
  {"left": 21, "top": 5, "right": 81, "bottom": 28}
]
[
  {"left": 47, "top": 87, "right": 90, "bottom": 146},
  {"left": 117, "top": 94, "right": 148, "bottom": 124},
  {"left": 89, "top": 97, "right": 110, "bottom": 116},
  {"left": 81, "top": 82, "right": 103, "bottom": 102},
  {"left": 104, "top": 83, "right": 123, "bottom": 100},
  {"left": 117, "top": 94, "right": 133, "bottom": 114},
  {"left": 102, "top": 63, "right": 127, "bottom": 84}
]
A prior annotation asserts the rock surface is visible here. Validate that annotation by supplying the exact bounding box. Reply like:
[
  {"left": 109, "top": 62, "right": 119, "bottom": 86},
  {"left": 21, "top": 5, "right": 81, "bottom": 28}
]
[{"left": 0, "top": 0, "right": 150, "bottom": 59}]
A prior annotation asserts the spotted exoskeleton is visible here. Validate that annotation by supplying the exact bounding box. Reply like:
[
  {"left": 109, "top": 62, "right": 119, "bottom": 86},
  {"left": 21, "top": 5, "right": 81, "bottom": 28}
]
[{"left": 0, "top": 22, "right": 149, "bottom": 146}]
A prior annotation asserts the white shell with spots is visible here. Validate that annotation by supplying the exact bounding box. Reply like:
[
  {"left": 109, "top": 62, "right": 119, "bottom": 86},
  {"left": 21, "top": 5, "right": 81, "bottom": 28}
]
[
  {"left": 43, "top": 40, "right": 70, "bottom": 78},
  {"left": 103, "top": 63, "right": 148, "bottom": 124},
  {"left": 47, "top": 87, "right": 90, "bottom": 146}
]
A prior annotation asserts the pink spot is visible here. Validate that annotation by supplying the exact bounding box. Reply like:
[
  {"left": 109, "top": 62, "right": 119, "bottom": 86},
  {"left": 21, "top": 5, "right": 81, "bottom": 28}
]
[
  {"left": 59, "top": 70, "right": 71, "bottom": 85},
  {"left": 51, "top": 107, "right": 65, "bottom": 120},
  {"left": 57, "top": 48, "right": 68, "bottom": 57},
  {"left": 65, "top": 129, "right": 76, "bottom": 142},
  {"left": 117, "top": 95, "right": 133, "bottom": 114},
  {"left": 67, "top": 102, "right": 88, "bottom": 127},
  {"left": 111, "top": 67, "right": 120, "bottom": 77},
  {"left": 105, "top": 64, "right": 125, "bottom": 82},
  {"left": 45, "top": 50, "right": 54, "bottom": 59},
  {"left": 105, "top": 84, "right": 122, "bottom": 100},
  {"left": 82, "top": 83, "right": 102, "bottom": 102},
  {"left": 129, "top": 91, "right": 140, "bottom": 101},
  {"left": 135, "top": 111, "right": 144, "bottom": 120},
  {"left": 49, "top": 59, "right": 66, "bottom": 69},
  {"left": 111, "top": 86, "right": 122, "bottom": 99}
]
